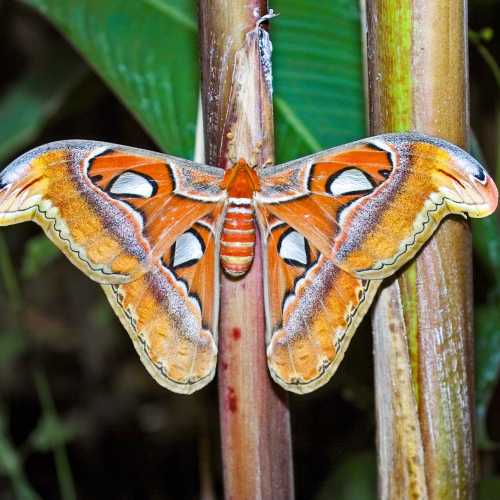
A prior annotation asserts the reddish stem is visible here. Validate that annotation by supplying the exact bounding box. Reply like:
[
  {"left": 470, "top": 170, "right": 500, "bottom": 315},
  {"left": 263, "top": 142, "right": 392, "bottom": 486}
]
[{"left": 198, "top": 2, "right": 294, "bottom": 498}]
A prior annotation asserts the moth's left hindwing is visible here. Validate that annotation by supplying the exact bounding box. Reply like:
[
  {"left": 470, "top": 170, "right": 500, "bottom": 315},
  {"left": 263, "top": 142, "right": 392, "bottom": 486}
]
[
  {"left": 256, "top": 142, "right": 393, "bottom": 393},
  {"left": 258, "top": 211, "right": 380, "bottom": 393},
  {"left": 0, "top": 141, "right": 226, "bottom": 393}
]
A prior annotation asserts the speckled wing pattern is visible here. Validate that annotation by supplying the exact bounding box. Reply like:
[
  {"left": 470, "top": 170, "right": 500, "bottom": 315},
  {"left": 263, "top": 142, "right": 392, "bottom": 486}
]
[
  {"left": 256, "top": 134, "right": 497, "bottom": 393},
  {"left": 0, "top": 141, "right": 226, "bottom": 394}
]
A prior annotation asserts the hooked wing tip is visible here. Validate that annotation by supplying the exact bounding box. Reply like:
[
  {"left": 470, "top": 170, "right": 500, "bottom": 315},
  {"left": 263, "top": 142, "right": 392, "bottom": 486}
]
[{"left": 377, "top": 132, "right": 498, "bottom": 217}]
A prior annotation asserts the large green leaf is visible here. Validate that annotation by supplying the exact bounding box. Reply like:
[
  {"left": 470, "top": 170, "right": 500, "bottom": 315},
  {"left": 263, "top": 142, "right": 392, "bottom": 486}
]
[
  {"left": 24, "top": 0, "right": 365, "bottom": 162},
  {"left": 24, "top": 0, "right": 199, "bottom": 158},
  {"left": 272, "top": 1, "right": 366, "bottom": 162},
  {"left": 479, "top": 477, "right": 500, "bottom": 500},
  {"left": 469, "top": 138, "right": 500, "bottom": 448},
  {"left": 0, "top": 45, "right": 85, "bottom": 163},
  {"left": 316, "top": 451, "right": 377, "bottom": 500},
  {"left": 475, "top": 305, "right": 500, "bottom": 448}
]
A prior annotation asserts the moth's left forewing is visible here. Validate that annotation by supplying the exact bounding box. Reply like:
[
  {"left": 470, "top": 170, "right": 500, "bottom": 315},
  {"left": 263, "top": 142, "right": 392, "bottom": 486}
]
[
  {"left": 330, "top": 135, "right": 498, "bottom": 278},
  {"left": 257, "top": 141, "right": 395, "bottom": 257},
  {"left": 258, "top": 134, "right": 498, "bottom": 281}
]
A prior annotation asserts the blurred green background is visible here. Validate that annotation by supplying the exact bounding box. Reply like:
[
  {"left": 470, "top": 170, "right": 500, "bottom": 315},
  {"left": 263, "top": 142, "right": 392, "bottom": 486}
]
[{"left": 0, "top": 0, "right": 499, "bottom": 498}]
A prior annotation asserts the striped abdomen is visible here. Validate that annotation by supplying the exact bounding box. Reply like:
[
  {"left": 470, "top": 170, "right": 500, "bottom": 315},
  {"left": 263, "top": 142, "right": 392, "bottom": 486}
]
[{"left": 220, "top": 198, "right": 256, "bottom": 277}]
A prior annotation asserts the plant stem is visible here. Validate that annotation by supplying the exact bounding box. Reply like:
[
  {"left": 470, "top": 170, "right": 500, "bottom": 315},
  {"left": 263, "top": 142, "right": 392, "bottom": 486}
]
[
  {"left": 0, "top": 409, "right": 41, "bottom": 500},
  {"left": 364, "top": 1, "right": 475, "bottom": 498},
  {"left": 0, "top": 234, "right": 22, "bottom": 312},
  {"left": 34, "top": 371, "right": 77, "bottom": 500},
  {"left": 469, "top": 30, "right": 500, "bottom": 89},
  {"left": 198, "top": 2, "right": 294, "bottom": 498}
]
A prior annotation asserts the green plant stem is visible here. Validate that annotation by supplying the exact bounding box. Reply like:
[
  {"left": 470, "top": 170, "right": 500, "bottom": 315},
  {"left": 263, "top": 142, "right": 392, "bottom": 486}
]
[
  {"left": 0, "top": 410, "right": 41, "bottom": 500},
  {"left": 33, "top": 371, "right": 76, "bottom": 500},
  {"left": 0, "top": 234, "right": 22, "bottom": 312},
  {"left": 469, "top": 30, "right": 500, "bottom": 89},
  {"left": 52, "top": 445, "right": 76, "bottom": 500},
  {"left": 365, "top": 0, "right": 474, "bottom": 498}
]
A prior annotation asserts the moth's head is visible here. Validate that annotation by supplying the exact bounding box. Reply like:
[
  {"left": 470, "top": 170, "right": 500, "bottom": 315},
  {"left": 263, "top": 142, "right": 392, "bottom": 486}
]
[{"left": 384, "top": 133, "right": 498, "bottom": 218}]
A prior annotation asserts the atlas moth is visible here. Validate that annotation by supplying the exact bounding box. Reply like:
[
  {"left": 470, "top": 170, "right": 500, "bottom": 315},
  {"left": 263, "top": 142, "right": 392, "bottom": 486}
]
[{"left": 0, "top": 133, "right": 497, "bottom": 394}]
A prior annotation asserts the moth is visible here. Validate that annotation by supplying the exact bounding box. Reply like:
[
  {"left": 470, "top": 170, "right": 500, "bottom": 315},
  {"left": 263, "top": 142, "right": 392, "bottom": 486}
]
[{"left": 0, "top": 133, "right": 497, "bottom": 394}]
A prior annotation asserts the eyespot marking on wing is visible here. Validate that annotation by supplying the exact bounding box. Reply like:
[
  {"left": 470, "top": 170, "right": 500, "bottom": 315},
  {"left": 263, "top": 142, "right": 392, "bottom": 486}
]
[
  {"left": 108, "top": 171, "right": 158, "bottom": 198},
  {"left": 171, "top": 229, "right": 205, "bottom": 268},
  {"left": 472, "top": 166, "right": 487, "bottom": 184},
  {"left": 327, "top": 168, "right": 374, "bottom": 197},
  {"left": 278, "top": 228, "right": 309, "bottom": 267}
]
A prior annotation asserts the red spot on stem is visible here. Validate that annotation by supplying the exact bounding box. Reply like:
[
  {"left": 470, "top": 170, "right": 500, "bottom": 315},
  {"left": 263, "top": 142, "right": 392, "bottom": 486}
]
[
  {"left": 232, "top": 327, "right": 241, "bottom": 340},
  {"left": 221, "top": 360, "right": 228, "bottom": 371},
  {"left": 227, "top": 386, "right": 238, "bottom": 413}
]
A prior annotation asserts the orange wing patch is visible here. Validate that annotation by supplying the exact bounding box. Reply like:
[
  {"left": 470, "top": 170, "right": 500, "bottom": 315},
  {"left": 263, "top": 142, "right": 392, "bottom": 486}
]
[
  {"left": 260, "top": 213, "right": 381, "bottom": 394},
  {"left": 102, "top": 266, "right": 217, "bottom": 394},
  {"left": 88, "top": 150, "right": 224, "bottom": 262},
  {"left": 258, "top": 143, "right": 394, "bottom": 257},
  {"left": 103, "top": 213, "right": 222, "bottom": 394},
  {"left": 267, "top": 261, "right": 379, "bottom": 393},
  {"left": 332, "top": 139, "right": 498, "bottom": 278},
  {"left": 0, "top": 147, "right": 151, "bottom": 283}
]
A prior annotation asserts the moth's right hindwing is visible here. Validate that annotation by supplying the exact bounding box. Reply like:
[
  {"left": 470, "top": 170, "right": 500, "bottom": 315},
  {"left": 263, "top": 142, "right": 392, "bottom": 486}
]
[{"left": 102, "top": 216, "right": 223, "bottom": 394}]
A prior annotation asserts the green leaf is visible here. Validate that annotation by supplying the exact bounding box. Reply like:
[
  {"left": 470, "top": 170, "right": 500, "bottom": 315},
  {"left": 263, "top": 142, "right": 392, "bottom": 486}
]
[
  {"left": 469, "top": 135, "right": 500, "bottom": 448},
  {"left": 21, "top": 234, "right": 60, "bottom": 280},
  {"left": 470, "top": 135, "right": 500, "bottom": 292},
  {"left": 28, "top": 414, "right": 76, "bottom": 452},
  {"left": 316, "top": 451, "right": 377, "bottom": 500},
  {"left": 479, "top": 477, "right": 500, "bottom": 500},
  {"left": 24, "top": 0, "right": 199, "bottom": 158},
  {"left": 0, "top": 331, "right": 26, "bottom": 367},
  {"left": 0, "top": 45, "right": 85, "bottom": 163},
  {"left": 24, "top": 1, "right": 365, "bottom": 163},
  {"left": 273, "top": 0, "right": 365, "bottom": 162},
  {"left": 475, "top": 305, "right": 500, "bottom": 448},
  {"left": 0, "top": 411, "right": 41, "bottom": 500}
]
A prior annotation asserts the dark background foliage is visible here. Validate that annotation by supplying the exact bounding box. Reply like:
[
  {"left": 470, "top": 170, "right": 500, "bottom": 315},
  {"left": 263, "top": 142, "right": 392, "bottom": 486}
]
[{"left": 0, "top": 0, "right": 498, "bottom": 498}]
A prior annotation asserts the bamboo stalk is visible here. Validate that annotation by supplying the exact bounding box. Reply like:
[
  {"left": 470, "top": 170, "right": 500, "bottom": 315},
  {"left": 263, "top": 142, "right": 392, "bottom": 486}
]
[
  {"left": 364, "top": 1, "right": 475, "bottom": 498},
  {"left": 198, "top": 2, "right": 294, "bottom": 498}
]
